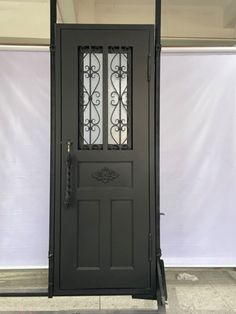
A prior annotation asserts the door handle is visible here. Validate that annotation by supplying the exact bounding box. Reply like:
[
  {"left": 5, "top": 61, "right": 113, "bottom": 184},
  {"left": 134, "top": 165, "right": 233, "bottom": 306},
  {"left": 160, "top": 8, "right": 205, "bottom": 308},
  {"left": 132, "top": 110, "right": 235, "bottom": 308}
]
[{"left": 64, "top": 140, "right": 73, "bottom": 207}]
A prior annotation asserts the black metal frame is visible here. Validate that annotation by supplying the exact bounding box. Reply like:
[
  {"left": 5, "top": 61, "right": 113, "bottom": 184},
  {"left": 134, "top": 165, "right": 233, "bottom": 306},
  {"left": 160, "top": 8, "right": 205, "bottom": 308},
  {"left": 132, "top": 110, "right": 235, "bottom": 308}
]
[
  {"left": 52, "top": 23, "right": 156, "bottom": 299},
  {"left": 48, "top": 0, "right": 57, "bottom": 299},
  {"left": 0, "top": 2, "right": 166, "bottom": 311},
  {"left": 154, "top": 0, "right": 168, "bottom": 308},
  {"left": 0, "top": 292, "right": 48, "bottom": 297}
]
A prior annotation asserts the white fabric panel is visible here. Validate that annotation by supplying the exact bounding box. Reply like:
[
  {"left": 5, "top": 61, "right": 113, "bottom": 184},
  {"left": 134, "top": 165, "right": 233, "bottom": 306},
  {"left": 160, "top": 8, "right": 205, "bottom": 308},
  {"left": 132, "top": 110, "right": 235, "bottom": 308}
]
[
  {"left": 0, "top": 50, "right": 236, "bottom": 268},
  {"left": 0, "top": 51, "right": 50, "bottom": 268},
  {"left": 161, "top": 52, "right": 236, "bottom": 266}
]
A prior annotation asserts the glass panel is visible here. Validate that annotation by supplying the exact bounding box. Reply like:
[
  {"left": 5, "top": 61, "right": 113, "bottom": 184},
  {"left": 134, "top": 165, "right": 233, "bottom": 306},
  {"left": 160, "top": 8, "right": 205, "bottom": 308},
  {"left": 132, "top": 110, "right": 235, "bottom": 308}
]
[
  {"left": 0, "top": 0, "right": 49, "bottom": 45},
  {"left": 57, "top": 0, "right": 155, "bottom": 24},
  {"left": 79, "top": 47, "right": 103, "bottom": 150},
  {"left": 161, "top": 0, "right": 236, "bottom": 47},
  {"left": 108, "top": 47, "right": 132, "bottom": 150}
]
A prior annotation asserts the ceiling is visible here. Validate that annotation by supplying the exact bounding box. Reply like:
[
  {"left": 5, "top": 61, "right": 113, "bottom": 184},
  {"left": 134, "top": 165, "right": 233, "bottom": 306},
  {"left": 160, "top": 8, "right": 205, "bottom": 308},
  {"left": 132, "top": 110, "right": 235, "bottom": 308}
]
[{"left": 0, "top": 0, "right": 235, "bottom": 46}]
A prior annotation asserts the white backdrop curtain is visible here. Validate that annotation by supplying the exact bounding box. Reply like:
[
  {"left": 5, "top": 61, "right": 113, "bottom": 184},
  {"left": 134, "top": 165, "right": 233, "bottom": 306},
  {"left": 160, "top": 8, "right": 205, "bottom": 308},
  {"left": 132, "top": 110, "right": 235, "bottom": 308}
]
[
  {"left": 0, "top": 51, "right": 50, "bottom": 268},
  {"left": 0, "top": 50, "right": 235, "bottom": 268},
  {"left": 161, "top": 51, "right": 236, "bottom": 266}
]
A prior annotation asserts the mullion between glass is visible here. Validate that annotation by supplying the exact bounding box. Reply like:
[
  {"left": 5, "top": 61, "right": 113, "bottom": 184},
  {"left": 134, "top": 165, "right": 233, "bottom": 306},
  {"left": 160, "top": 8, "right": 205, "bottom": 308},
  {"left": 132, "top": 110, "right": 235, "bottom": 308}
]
[
  {"left": 103, "top": 46, "right": 108, "bottom": 150},
  {"left": 127, "top": 48, "right": 132, "bottom": 149}
]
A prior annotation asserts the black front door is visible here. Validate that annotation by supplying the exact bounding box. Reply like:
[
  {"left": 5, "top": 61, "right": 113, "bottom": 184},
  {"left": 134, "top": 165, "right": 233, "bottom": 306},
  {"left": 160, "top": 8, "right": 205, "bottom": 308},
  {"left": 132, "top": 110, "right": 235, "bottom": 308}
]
[{"left": 54, "top": 25, "right": 155, "bottom": 293}]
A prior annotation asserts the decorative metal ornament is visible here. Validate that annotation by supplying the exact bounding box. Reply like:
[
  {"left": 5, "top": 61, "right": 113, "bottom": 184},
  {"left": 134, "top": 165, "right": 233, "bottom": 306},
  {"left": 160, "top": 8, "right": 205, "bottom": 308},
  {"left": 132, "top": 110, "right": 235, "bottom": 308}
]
[
  {"left": 91, "top": 167, "right": 119, "bottom": 184},
  {"left": 79, "top": 46, "right": 103, "bottom": 150},
  {"left": 108, "top": 47, "right": 132, "bottom": 150}
]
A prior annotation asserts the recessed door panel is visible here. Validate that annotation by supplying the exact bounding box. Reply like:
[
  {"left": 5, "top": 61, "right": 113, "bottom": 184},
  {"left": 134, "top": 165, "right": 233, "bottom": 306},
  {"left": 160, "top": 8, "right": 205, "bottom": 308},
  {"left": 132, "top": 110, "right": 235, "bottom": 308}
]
[
  {"left": 111, "top": 200, "right": 134, "bottom": 269},
  {"left": 77, "top": 200, "right": 101, "bottom": 270}
]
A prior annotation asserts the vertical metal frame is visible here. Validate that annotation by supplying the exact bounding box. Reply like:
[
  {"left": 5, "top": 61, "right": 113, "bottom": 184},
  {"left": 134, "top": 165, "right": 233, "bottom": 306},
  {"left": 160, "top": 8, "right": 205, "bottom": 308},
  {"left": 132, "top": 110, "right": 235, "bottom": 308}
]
[
  {"left": 154, "top": 0, "right": 162, "bottom": 258},
  {"left": 154, "top": 0, "right": 168, "bottom": 307},
  {"left": 49, "top": 0, "right": 57, "bottom": 298}
]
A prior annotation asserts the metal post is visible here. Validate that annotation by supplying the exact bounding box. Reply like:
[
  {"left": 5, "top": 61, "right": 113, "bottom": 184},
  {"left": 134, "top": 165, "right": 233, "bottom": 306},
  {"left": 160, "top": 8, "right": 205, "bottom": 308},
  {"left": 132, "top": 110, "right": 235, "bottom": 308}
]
[
  {"left": 48, "top": 0, "right": 57, "bottom": 298},
  {"left": 154, "top": 0, "right": 167, "bottom": 312},
  {"left": 155, "top": 0, "right": 162, "bottom": 261}
]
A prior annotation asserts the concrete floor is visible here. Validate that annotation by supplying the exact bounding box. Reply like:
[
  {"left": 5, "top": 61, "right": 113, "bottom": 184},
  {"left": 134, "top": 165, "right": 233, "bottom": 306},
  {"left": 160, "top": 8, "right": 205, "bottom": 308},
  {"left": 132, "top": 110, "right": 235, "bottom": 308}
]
[{"left": 0, "top": 268, "right": 236, "bottom": 313}]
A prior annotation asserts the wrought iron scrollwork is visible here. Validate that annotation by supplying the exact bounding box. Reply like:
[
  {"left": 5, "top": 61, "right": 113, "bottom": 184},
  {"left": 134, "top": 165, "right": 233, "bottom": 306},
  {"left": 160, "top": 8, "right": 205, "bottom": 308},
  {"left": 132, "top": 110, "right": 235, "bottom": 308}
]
[
  {"left": 78, "top": 46, "right": 132, "bottom": 150},
  {"left": 108, "top": 47, "right": 132, "bottom": 150},
  {"left": 79, "top": 46, "right": 103, "bottom": 150}
]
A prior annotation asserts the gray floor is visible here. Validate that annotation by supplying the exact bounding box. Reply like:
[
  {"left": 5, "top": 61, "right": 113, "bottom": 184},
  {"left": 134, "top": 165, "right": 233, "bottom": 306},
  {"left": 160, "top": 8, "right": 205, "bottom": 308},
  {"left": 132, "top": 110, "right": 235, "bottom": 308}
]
[{"left": 0, "top": 268, "right": 236, "bottom": 313}]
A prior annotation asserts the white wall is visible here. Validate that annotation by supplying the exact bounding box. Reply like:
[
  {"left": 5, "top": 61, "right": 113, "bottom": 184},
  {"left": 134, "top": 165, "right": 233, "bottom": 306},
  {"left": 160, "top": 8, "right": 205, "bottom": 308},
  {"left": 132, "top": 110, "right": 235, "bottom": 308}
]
[{"left": 0, "top": 50, "right": 236, "bottom": 268}]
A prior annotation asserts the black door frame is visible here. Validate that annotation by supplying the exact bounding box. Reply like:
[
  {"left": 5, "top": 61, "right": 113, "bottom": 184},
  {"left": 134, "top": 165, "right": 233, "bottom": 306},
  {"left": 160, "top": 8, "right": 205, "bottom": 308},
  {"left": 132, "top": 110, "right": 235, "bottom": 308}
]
[
  {"left": 52, "top": 23, "right": 155, "bottom": 296},
  {"left": 48, "top": 0, "right": 166, "bottom": 306}
]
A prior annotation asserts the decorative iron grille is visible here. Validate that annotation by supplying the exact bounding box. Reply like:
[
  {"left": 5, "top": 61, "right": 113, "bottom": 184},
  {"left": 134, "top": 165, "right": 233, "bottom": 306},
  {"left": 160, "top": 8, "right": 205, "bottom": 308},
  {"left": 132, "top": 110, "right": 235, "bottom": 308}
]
[
  {"left": 78, "top": 46, "right": 132, "bottom": 150},
  {"left": 108, "top": 47, "right": 132, "bottom": 150},
  {"left": 79, "top": 46, "right": 103, "bottom": 150}
]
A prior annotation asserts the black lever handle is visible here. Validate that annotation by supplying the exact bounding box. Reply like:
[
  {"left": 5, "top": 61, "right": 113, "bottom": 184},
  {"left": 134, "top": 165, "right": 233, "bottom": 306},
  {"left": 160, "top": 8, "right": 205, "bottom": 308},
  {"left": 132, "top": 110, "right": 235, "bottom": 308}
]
[{"left": 64, "top": 140, "right": 73, "bottom": 207}]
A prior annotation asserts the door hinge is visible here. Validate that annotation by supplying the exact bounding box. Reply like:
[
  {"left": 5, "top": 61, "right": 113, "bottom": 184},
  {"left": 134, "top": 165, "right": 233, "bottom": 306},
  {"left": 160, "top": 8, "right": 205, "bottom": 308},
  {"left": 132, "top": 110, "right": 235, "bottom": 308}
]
[
  {"left": 148, "top": 233, "right": 152, "bottom": 262},
  {"left": 50, "top": 45, "right": 56, "bottom": 53},
  {"left": 147, "top": 54, "right": 151, "bottom": 81},
  {"left": 48, "top": 251, "right": 54, "bottom": 260},
  {"left": 48, "top": 251, "right": 54, "bottom": 265}
]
